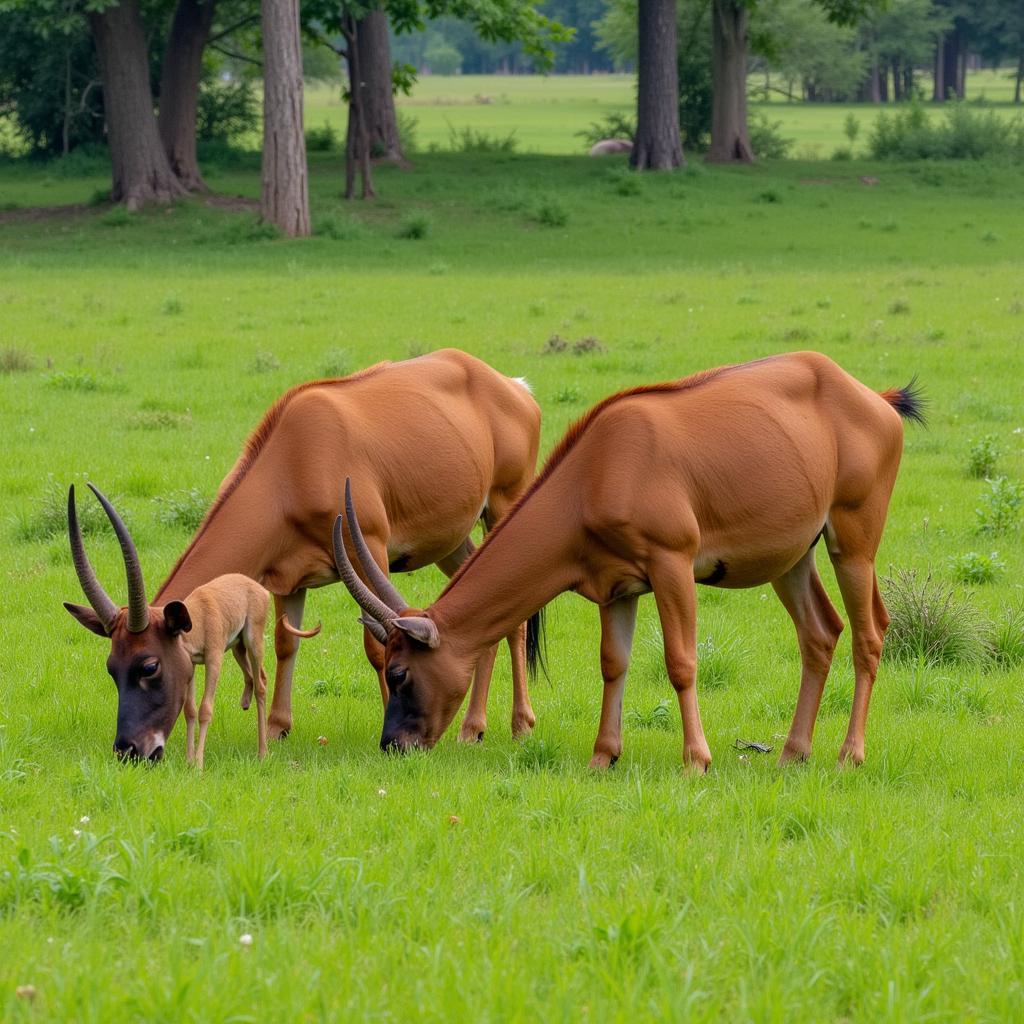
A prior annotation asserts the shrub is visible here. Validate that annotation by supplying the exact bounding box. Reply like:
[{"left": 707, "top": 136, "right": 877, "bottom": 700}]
[
  {"left": 396, "top": 213, "right": 430, "bottom": 240},
  {"left": 445, "top": 122, "right": 517, "bottom": 154},
  {"left": 749, "top": 112, "right": 792, "bottom": 160},
  {"left": 975, "top": 476, "right": 1022, "bottom": 534},
  {"left": 314, "top": 213, "right": 361, "bottom": 241},
  {"left": 625, "top": 698, "right": 674, "bottom": 731},
  {"left": 831, "top": 146, "right": 853, "bottom": 161},
  {"left": 153, "top": 488, "right": 208, "bottom": 532},
  {"left": 948, "top": 550, "right": 1005, "bottom": 585},
  {"left": 576, "top": 112, "right": 635, "bottom": 150},
  {"left": 396, "top": 110, "right": 419, "bottom": 155},
  {"left": 882, "top": 568, "right": 992, "bottom": 666},
  {"left": 869, "top": 100, "right": 1024, "bottom": 161},
  {"left": 197, "top": 78, "right": 258, "bottom": 144},
  {"left": 534, "top": 199, "right": 568, "bottom": 228},
  {"left": 966, "top": 435, "right": 1000, "bottom": 478},
  {"left": 305, "top": 121, "right": 339, "bottom": 152},
  {"left": 99, "top": 207, "right": 132, "bottom": 228},
  {"left": 45, "top": 370, "right": 101, "bottom": 392}
]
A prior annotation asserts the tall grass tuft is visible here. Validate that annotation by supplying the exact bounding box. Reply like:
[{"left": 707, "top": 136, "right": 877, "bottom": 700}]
[
  {"left": 1, "top": 347, "right": 33, "bottom": 373},
  {"left": 882, "top": 568, "right": 992, "bottom": 666},
  {"left": 16, "top": 480, "right": 115, "bottom": 542},
  {"left": 988, "top": 603, "right": 1024, "bottom": 668},
  {"left": 153, "top": 488, "right": 208, "bottom": 532}
]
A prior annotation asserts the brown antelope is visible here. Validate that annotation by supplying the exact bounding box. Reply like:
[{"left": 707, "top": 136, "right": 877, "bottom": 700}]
[
  {"left": 63, "top": 350, "right": 541, "bottom": 758},
  {"left": 337, "top": 351, "right": 924, "bottom": 770}
]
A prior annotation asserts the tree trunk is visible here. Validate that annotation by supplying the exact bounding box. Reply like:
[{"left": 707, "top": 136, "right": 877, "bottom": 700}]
[
  {"left": 708, "top": 0, "right": 753, "bottom": 163},
  {"left": 352, "top": 8, "right": 403, "bottom": 163},
  {"left": 932, "top": 39, "right": 945, "bottom": 101},
  {"left": 158, "top": 0, "right": 216, "bottom": 192},
  {"left": 891, "top": 60, "right": 902, "bottom": 101},
  {"left": 260, "top": 0, "right": 310, "bottom": 236},
  {"left": 870, "top": 60, "right": 881, "bottom": 103},
  {"left": 343, "top": 16, "right": 377, "bottom": 199},
  {"left": 938, "top": 28, "right": 964, "bottom": 101},
  {"left": 631, "top": 0, "right": 683, "bottom": 170},
  {"left": 88, "top": 1, "right": 187, "bottom": 209},
  {"left": 1016, "top": 54, "right": 1023, "bottom": 104}
]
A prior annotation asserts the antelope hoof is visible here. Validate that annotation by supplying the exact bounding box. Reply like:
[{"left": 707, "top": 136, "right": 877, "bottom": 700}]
[
  {"left": 458, "top": 719, "right": 487, "bottom": 744},
  {"left": 267, "top": 717, "right": 291, "bottom": 741},
  {"left": 779, "top": 741, "right": 811, "bottom": 766},
  {"left": 511, "top": 707, "right": 536, "bottom": 738},
  {"left": 683, "top": 744, "right": 712, "bottom": 775},
  {"left": 588, "top": 750, "right": 619, "bottom": 770},
  {"left": 837, "top": 743, "right": 865, "bottom": 768},
  {"left": 240, "top": 692, "right": 253, "bottom": 711}
]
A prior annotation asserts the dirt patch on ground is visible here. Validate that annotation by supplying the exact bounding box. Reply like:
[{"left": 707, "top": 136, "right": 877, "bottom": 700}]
[
  {"left": 0, "top": 203, "right": 91, "bottom": 225},
  {"left": 203, "top": 194, "right": 260, "bottom": 213}
]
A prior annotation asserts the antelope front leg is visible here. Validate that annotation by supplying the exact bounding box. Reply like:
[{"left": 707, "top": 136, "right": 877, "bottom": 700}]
[
  {"left": 195, "top": 653, "right": 223, "bottom": 771},
  {"left": 184, "top": 675, "right": 198, "bottom": 765},
  {"left": 459, "top": 643, "right": 498, "bottom": 743},
  {"left": 589, "top": 596, "right": 638, "bottom": 769},
  {"left": 268, "top": 590, "right": 306, "bottom": 740},
  {"left": 650, "top": 554, "right": 711, "bottom": 773},
  {"left": 507, "top": 621, "right": 536, "bottom": 738}
]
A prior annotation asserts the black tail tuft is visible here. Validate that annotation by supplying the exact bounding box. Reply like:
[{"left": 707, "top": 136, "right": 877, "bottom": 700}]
[
  {"left": 526, "top": 606, "right": 548, "bottom": 680},
  {"left": 884, "top": 375, "right": 927, "bottom": 426}
]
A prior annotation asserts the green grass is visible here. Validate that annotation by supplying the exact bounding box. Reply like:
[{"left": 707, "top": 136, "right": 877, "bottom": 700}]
[{"left": 1, "top": 140, "right": 1024, "bottom": 1019}]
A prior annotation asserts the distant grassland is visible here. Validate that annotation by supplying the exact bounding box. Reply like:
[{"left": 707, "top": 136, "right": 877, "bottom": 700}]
[{"left": 303, "top": 67, "right": 1024, "bottom": 156}]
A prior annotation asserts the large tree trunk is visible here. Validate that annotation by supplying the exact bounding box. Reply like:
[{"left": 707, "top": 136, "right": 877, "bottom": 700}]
[
  {"left": 708, "top": 0, "right": 753, "bottom": 162},
  {"left": 1016, "top": 54, "right": 1023, "bottom": 104},
  {"left": 352, "top": 8, "right": 403, "bottom": 163},
  {"left": 88, "top": 1, "right": 187, "bottom": 209},
  {"left": 631, "top": 0, "right": 683, "bottom": 170},
  {"left": 869, "top": 59, "right": 881, "bottom": 103},
  {"left": 932, "top": 39, "right": 945, "bottom": 101},
  {"left": 937, "top": 28, "right": 965, "bottom": 101},
  {"left": 158, "top": 0, "right": 216, "bottom": 192},
  {"left": 260, "top": 0, "right": 310, "bottom": 236},
  {"left": 343, "top": 16, "right": 376, "bottom": 199}
]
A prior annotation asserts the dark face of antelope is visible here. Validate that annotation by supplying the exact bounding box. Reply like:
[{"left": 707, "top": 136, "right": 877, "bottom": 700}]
[
  {"left": 332, "top": 478, "right": 475, "bottom": 753},
  {"left": 62, "top": 484, "right": 194, "bottom": 762},
  {"left": 378, "top": 621, "right": 473, "bottom": 753}
]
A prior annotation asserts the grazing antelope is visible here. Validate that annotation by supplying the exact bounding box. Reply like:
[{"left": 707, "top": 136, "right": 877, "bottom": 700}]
[
  {"left": 63, "top": 350, "right": 541, "bottom": 757},
  {"left": 337, "top": 351, "right": 924, "bottom": 770}
]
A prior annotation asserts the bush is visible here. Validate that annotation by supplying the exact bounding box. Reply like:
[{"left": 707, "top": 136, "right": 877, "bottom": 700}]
[
  {"left": 197, "top": 78, "right": 259, "bottom": 144},
  {"left": 948, "top": 551, "right": 1005, "bottom": 586},
  {"left": 533, "top": 199, "right": 568, "bottom": 228},
  {"left": 975, "top": 476, "right": 1022, "bottom": 535},
  {"left": 305, "top": 121, "right": 339, "bottom": 153},
  {"left": 749, "top": 112, "right": 793, "bottom": 160},
  {"left": 396, "top": 213, "right": 430, "bottom": 240},
  {"left": 445, "top": 122, "right": 517, "bottom": 154},
  {"left": 882, "top": 568, "right": 992, "bottom": 666},
  {"left": 576, "top": 113, "right": 635, "bottom": 150},
  {"left": 396, "top": 110, "right": 419, "bottom": 155},
  {"left": 869, "top": 101, "right": 1024, "bottom": 161},
  {"left": 966, "top": 435, "right": 1000, "bottom": 478}
]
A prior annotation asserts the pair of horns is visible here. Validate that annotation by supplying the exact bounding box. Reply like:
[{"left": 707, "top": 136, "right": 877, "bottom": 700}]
[
  {"left": 332, "top": 480, "right": 410, "bottom": 643},
  {"left": 68, "top": 484, "right": 149, "bottom": 634}
]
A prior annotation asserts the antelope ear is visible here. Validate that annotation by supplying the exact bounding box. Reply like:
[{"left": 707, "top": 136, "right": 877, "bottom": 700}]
[
  {"left": 358, "top": 614, "right": 388, "bottom": 646},
  {"left": 393, "top": 616, "right": 440, "bottom": 649},
  {"left": 63, "top": 602, "right": 111, "bottom": 638},
  {"left": 163, "top": 601, "right": 192, "bottom": 636}
]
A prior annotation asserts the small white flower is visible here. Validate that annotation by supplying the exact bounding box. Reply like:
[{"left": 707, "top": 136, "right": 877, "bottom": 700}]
[
  {"left": 238, "top": 933, "right": 254, "bottom": 947},
  {"left": 377, "top": 788, "right": 387, "bottom": 797},
  {"left": 79, "top": 816, "right": 90, "bottom": 824},
  {"left": 72, "top": 829, "right": 81, "bottom": 838}
]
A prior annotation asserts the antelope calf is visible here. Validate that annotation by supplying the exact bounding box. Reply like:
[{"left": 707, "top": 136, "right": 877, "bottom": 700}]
[
  {"left": 171, "top": 574, "right": 321, "bottom": 769},
  {"left": 338, "top": 352, "right": 924, "bottom": 771},
  {"left": 64, "top": 485, "right": 318, "bottom": 765}
]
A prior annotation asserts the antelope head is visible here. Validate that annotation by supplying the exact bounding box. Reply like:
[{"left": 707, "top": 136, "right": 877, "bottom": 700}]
[
  {"left": 334, "top": 480, "right": 475, "bottom": 752},
  {"left": 63, "top": 484, "right": 195, "bottom": 762}
]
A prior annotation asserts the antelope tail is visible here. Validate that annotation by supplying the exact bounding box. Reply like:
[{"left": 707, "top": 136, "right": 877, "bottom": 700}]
[
  {"left": 278, "top": 615, "right": 323, "bottom": 639},
  {"left": 880, "top": 376, "right": 926, "bottom": 426}
]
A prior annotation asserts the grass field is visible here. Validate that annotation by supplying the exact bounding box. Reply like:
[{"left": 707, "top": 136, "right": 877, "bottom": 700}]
[
  {"left": 2, "top": 130, "right": 1024, "bottom": 1019},
  {"left": 301, "top": 68, "right": 1024, "bottom": 156}
]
